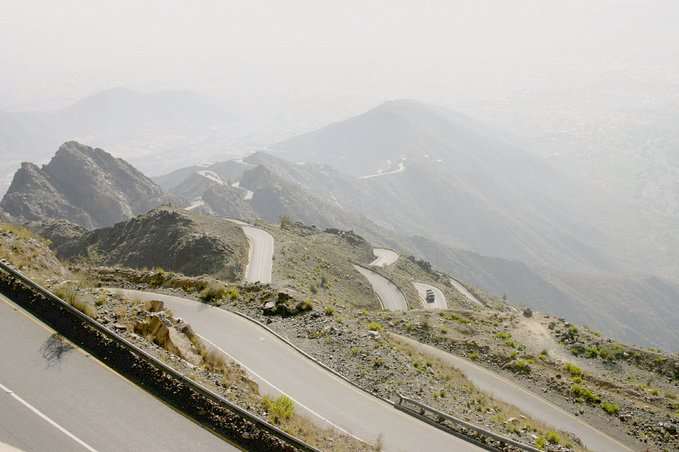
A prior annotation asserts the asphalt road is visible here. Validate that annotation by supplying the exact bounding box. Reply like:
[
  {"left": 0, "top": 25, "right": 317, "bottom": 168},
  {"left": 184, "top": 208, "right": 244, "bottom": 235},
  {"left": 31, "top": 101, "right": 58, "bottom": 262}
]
[
  {"left": 122, "top": 290, "right": 483, "bottom": 452},
  {"left": 412, "top": 282, "right": 447, "bottom": 310},
  {"left": 353, "top": 265, "right": 408, "bottom": 311},
  {"left": 369, "top": 248, "right": 399, "bottom": 267},
  {"left": 393, "top": 335, "right": 631, "bottom": 452},
  {"left": 0, "top": 294, "right": 235, "bottom": 452},
  {"left": 449, "top": 278, "right": 484, "bottom": 307},
  {"left": 241, "top": 225, "right": 274, "bottom": 284}
]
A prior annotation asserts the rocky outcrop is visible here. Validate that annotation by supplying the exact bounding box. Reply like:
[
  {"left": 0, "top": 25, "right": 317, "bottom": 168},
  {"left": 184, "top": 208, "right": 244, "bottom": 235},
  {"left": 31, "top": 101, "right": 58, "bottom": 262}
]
[
  {"left": 52, "top": 206, "right": 247, "bottom": 280},
  {"left": 134, "top": 311, "right": 203, "bottom": 366},
  {"left": 0, "top": 141, "right": 179, "bottom": 229}
]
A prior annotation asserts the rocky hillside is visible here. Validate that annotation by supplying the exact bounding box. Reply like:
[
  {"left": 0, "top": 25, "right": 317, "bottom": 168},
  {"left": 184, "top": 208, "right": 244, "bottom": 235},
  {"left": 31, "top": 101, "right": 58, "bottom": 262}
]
[
  {"left": 0, "top": 141, "right": 179, "bottom": 229},
  {"left": 159, "top": 159, "right": 395, "bottom": 242},
  {"left": 407, "top": 235, "right": 679, "bottom": 352},
  {"left": 51, "top": 206, "right": 247, "bottom": 280},
  {"left": 155, "top": 151, "right": 679, "bottom": 351}
]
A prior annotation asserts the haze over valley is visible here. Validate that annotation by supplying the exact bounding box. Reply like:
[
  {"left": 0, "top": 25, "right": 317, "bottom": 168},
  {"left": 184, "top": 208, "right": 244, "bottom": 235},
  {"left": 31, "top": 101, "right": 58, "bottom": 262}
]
[{"left": 1, "top": 1, "right": 678, "bottom": 451}]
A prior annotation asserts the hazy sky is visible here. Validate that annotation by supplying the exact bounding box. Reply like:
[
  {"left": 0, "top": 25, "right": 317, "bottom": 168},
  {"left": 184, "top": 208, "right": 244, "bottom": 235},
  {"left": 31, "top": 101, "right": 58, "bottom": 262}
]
[{"left": 1, "top": 0, "right": 676, "bottom": 130}]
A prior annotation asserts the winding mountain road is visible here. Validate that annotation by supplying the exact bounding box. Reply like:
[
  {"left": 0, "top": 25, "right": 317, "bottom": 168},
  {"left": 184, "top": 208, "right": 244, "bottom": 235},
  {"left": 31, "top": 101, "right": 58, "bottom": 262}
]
[
  {"left": 122, "top": 290, "right": 482, "bottom": 452},
  {"left": 413, "top": 282, "right": 447, "bottom": 310},
  {"left": 450, "top": 277, "right": 484, "bottom": 307},
  {"left": 353, "top": 265, "right": 408, "bottom": 311},
  {"left": 0, "top": 294, "right": 234, "bottom": 452},
  {"left": 393, "top": 335, "right": 630, "bottom": 452},
  {"left": 228, "top": 220, "right": 274, "bottom": 284},
  {"left": 369, "top": 248, "right": 399, "bottom": 267}
]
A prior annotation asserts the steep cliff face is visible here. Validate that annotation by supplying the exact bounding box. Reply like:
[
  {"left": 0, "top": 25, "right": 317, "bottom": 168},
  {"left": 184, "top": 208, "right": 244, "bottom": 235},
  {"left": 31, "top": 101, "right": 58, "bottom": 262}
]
[{"left": 0, "top": 141, "right": 179, "bottom": 229}]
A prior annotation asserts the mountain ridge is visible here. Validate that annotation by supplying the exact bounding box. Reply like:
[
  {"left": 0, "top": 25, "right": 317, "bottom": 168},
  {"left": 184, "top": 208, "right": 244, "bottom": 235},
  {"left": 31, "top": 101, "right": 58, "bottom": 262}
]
[{"left": 0, "top": 141, "right": 179, "bottom": 229}]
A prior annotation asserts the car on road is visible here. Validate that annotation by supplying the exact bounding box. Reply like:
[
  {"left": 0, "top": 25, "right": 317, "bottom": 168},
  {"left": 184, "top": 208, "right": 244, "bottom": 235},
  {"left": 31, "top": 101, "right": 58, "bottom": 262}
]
[{"left": 425, "top": 289, "right": 435, "bottom": 303}]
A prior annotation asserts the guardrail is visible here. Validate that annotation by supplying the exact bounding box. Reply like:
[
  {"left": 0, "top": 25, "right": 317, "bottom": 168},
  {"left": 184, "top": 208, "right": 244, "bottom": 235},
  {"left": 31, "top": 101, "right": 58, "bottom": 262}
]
[
  {"left": 395, "top": 394, "right": 542, "bottom": 452},
  {"left": 0, "top": 260, "right": 318, "bottom": 452}
]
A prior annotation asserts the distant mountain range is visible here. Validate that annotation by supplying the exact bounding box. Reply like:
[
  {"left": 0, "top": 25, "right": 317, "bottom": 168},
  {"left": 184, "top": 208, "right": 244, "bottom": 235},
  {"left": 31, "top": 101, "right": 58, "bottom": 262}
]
[
  {"left": 270, "top": 100, "right": 625, "bottom": 272},
  {"left": 3, "top": 99, "right": 678, "bottom": 351},
  {"left": 0, "top": 87, "right": 238, "bottom": 195}
]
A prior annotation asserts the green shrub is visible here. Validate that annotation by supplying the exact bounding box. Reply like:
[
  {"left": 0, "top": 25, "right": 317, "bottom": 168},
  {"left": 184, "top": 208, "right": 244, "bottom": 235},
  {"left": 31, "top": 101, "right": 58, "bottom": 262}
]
[
  {"left": 571, "top": 384, "right": 600, "bottom": 403},
  {"left": 469, "top": 352, "right": 479, "bottom": 360},
  {"left": 324, "top": 305, "right": 335, "bottom": 316},
  {"left": 368, "top": 322, "right": 384, "bottom": 331},
  {"left": 535, "top": 436, "right": 547, "bottom": 450},
  {"left": 546, "top": 430, "right": 560, "bottom": 444},
  {"left": 496, "top": 331, "right": 512, "bottom": 339},
  {"left": 96, "top": 291, "right": 107, "bottom": 306},
  {"left": 586, "top": 348, "right": 599, "bottom": 358},
  {"left": 564, "top": 363, "right": 583, "bottom": 377},
  {"left": 514, "top": 360, "right": 531, "bottom": 372},
  {"left": 198, "top": 284, "right": 227, "bottom": 302},
  {"left": 148, "top": 268, "right": 174, "bottom": 287},
  {"left": 444, "top": 312, "right": 469, "bottom": 324},
  {"left": 602, "top": 401, "right": 619, "bottom": 415},
  {"left": 300, "top": 299, "right": 313, "bottom": 311},
  {"left": 262, "top": 395, "right": 294, "bottom": 423}
]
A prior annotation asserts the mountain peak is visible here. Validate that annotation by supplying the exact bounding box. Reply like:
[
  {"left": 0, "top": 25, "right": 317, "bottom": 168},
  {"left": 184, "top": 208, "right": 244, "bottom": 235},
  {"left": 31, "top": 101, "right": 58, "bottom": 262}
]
[
  {"left": 371, "top": 98, "right": 430, "bottom": 113},
  {"left": 1, "top": 141, "right": 178, "bottom": 229},
  {"left": 271, "top": 99, "right": 507, "bottom": 177}
]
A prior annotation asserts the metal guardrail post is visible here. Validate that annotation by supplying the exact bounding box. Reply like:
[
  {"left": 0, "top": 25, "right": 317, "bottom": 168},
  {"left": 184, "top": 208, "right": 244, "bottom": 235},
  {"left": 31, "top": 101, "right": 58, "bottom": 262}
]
[{"left": 394, "top": 393, "right": 542, "bottom": 452}]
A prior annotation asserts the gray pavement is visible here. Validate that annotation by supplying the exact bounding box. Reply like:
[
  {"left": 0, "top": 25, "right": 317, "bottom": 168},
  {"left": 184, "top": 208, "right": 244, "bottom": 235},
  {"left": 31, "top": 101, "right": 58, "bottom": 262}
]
[
  {"left": 413, "top": 282, "right": 447, "bottom": 310},
  {"left": 0, "top": 294, "right": 236, "bottom": 452},
  {"left": 241, "top": 225, "right": 274, "bottom": 284},
  {"left": 369, "top": 248, "right": 399, "bottom": 267},
  {"left": 123, "top": 290, "right": 483, "bottom": 452},
  {"left": 353, "top": 265, "right": 408, "bottom": 311}
]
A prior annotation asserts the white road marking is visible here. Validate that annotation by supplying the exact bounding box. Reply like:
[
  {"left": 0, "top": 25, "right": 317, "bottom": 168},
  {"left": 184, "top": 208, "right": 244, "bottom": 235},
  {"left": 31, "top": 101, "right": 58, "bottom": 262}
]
[
  {"left": 0, "top": 381, "right": 97, "bottom": 452},
  {"left": 197, "top": 336, "right": 365, "bottom": 443}
]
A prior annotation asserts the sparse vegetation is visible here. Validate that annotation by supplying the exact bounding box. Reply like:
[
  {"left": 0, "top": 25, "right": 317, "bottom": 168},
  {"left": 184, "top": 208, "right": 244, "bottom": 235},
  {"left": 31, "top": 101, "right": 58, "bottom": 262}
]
[
  {"left": 198, "top": 283, "right": 228, "bottom": 302},
  {"left": 602, "top": 401, "right": 619, "bottom": 415},
  {"left": 564, "top": 363, "right": 583, "bottom": 377},
  {"left": 571, "top": 384, "right": 600, "bottom": 403},
  {"left": 546, "top": 430, "right": 560, "bottom": 444},
  {"left": 262, "top": 394, "right": 295, "bottom": 424},
  {"left": 368, "top": 322, "right": 384, "bottom": 331}
]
